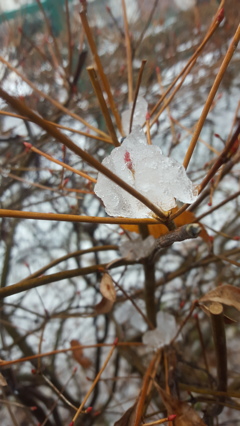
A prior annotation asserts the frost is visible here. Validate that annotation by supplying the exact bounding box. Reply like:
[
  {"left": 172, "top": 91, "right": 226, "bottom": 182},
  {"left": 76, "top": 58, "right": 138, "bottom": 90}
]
[
  {"left": 142, "top": 311, "right": 179, "bottom": 349},
  {"left": 94, "top": 97, "right": 197, "bottom": 218},
  {"left": 119, "top": 234, "right": 155, "bottom": 261}
]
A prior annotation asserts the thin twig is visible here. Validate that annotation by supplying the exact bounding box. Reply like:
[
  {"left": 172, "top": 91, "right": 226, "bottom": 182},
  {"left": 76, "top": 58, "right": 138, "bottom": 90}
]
[
  {"left": 149, "top": 7, "right": 224, "bottom": 122},
  {"left": 206, "top": 302, "right": 227, "bottom": 416},
  {"left": 0, "top": 110, "right": 112, "bottom": 143},
  {"left": 80, "top": 10, "right": 123, "bottom": 135},
  {"left": 29, "top": 144, "right": 97, "bottom": 183},
  {"left": 121, "top": 0, "right": 133, "bottom": 104},
  {"left": 183, "top": 24, "right": 240, "bottom": 169},
  {"left": 198, "top": 121, "right": 240, "bottom": 192},
  {"left": 72, "top": 339, "right": 118, "bottom": 422},
  {"left": 65, "top": 0, "right": 73, "bottom": 76},
  {"left": 36, "top": 0, "right": 62, "bottom": 68},
  {"left": 129, "top": 59, "right": 147, "bottom": 133},
  {"left": 87, "top": 67, "right": 120, "bottom": 146},
  {"left": 0, "top": 209, "right": 161, "bottom": 225},
  {"left": 0, "top": 55, "right": 109, "bottom": 138}
]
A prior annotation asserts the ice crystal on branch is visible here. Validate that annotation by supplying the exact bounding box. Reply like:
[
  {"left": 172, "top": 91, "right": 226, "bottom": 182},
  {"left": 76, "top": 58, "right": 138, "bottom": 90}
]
[
  {"left": 143, "top": 311, "right": 179, "bottom": 349},
  {"left": 94, "top": 97, "right": 197, "bottom": 218},
  {"left": 119, "top": 234, "right": 155, "bottom": 261}
]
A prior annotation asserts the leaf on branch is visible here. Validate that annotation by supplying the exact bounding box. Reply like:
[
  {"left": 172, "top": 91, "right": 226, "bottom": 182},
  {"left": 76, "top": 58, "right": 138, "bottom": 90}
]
[
  {"left": 158, "top": 387, "right": 206, "bottom": 426},
  {"left": 70, "top": 339, "right": 92, "bottom": 368},
  {"left": 114, "top": 403, "right": 137, "bottom": 426},
  {"left": 0, "top": 372, "right": 7, "bottom": 387},
  {"left": 199, "top": 285, "right": 240, "bottom": 322},
  {"left": 94, "top": 296, "right": 114, "bottom": 315},
  {"left": 100, "top": 273, "right": 116, "bottom": 302}
]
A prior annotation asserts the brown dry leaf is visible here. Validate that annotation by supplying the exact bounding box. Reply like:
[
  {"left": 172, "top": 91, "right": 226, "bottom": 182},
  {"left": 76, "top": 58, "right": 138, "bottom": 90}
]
[
  {"left": 199, "top": 285, "right": 240, "bottom": 322},
  {"left": 121, "top": 210, "right": 210, "bottom": 244},
  {"left": 100, "top": 273, "right": 116, "bottom": 302},
  {"left": 70, "top": 339, "right": 92, "bottom": 368},
  {"left": 158, "top": 387, "right": 206, "bottom": 426},
  {"left": 94, "top": 296, "right": 114, "bottom": 314},
  {"left": 114, "top": 403, "right": 137, "bottom": 426},
  {"left": 0, "top": 372, "right": 7, "bottom": 387}
]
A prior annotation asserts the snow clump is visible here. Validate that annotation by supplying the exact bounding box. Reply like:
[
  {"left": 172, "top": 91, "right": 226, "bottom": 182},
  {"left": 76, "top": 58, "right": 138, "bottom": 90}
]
[
  {"left": 94, "top": 97, "right": 197, "bottom": 218},
  {"left": 119, "top": 234, "right": 156, "bottom": 261},
  {"left": 142, "top": 311, "right": 179, "bottom": 349}
]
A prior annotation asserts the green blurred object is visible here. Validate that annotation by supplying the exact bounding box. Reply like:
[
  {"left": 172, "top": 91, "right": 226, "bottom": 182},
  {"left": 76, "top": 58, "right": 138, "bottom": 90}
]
[{"left": 0, "top": 0, "right": 69, "bottom": 35}]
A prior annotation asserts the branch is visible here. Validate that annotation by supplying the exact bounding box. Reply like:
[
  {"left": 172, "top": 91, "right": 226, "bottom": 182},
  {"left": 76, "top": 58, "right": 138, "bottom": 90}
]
[{"left": 150, "top": 223, "right": 201, "bottom": 261}]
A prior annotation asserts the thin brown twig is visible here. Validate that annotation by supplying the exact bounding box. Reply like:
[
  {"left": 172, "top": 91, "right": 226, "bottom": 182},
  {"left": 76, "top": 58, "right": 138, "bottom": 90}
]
[
  {"left": 149, "top": 6, "right": 223, "bottom": 122},
  {"left": 0, "top": 209, "right": 160, "bottom": 225},
  {"left": 65, "top": 0, "right": 73, "bottom": 76},
  {"left": 80, "top": 10, "right": 123, "bottom": 135},
  {"left": 113, "top": 279, "right": 154, "bottom": 330},
  {"left": 183, "top": 24, "right": 240, "bottom": 169},
  {"left": 195, "top": 190, "right": 240, "bottom": 222},
  {"left": 0, "top": 55, "right": 109, "bottom": 139},
  {"left": 155, "top": 66, "right": 176, "bottom": 143},
  {"left": 29, "top": 144, "right": 97, "bottom": 183},
  {"left": 121, "top": 0, "right": 133, "bottom": 104},
  {"left": 206, "top": 302, "right": 227, "bottom": 416},
  {"left": 133, "top": 351, "right": 162, "bottom": 426},
  {"left": 129, "top": 59, "right": 147, "bottom": 134},
  {"left": 72, "top": 339, "right": 118, "bottom": 422},
  {"left": 87, "top": 67, "right": 120, "bottom": 146},
  {"left": 198, "top": 122, "right": 240, "bottom": 192},
  {"left": 0, "top": 342, "right": 142, "bottom": 368},
  {"left": 0, "top": 110, "right": 112, "bottom": 143},
  {"left": 36, "top": 0, "right": 62, "bottom": 68}
]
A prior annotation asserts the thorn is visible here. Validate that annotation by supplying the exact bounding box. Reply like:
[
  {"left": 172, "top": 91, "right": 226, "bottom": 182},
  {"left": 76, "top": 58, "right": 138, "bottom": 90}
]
[
  {"left": 146, "top": 112, "right": 150, "bottom": 121},
  {"left": 85, "top": 407, "right": 93, "bottom": 413},
  {"left": 30, "top": 406, "right": 38, "bottom": 411}
]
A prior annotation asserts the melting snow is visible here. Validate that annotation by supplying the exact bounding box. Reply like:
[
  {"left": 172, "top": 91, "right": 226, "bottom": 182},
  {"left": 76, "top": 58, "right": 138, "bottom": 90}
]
[
  {"left": 94, "top": 97, "right": 198, "bottom": 218},
  {"left": 119, "top": 234, "right": 155, "bottom": 261},
  {"left": 142, "top": 311, "right": 179, "bottom": 349}
]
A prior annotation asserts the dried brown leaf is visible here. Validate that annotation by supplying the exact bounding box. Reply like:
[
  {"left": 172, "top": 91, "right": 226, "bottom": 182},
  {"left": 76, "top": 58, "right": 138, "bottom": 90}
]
[
  {"left": 199, "top": 285, "right": 240, "bottom": 310},
  {"left": 199, "top": 285, "right": 240, "bottom": 321},
  {"left": 158, "top": 387, "right": 206, "bottom": 426},
  {"left": 70, "top": 339, "right": 92, "bottom": 368},
  {"left": 0, "top": 372, "right": 7, "bottom": 387},
  {"left": 100, "top": 273, "right": 116, "bottom": 302},
  {"left": 114, "top": 403, "right": 137, "bottom": 426},
  {"left": 94, "top": 296, "right": 114, "bottom": 314}
]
